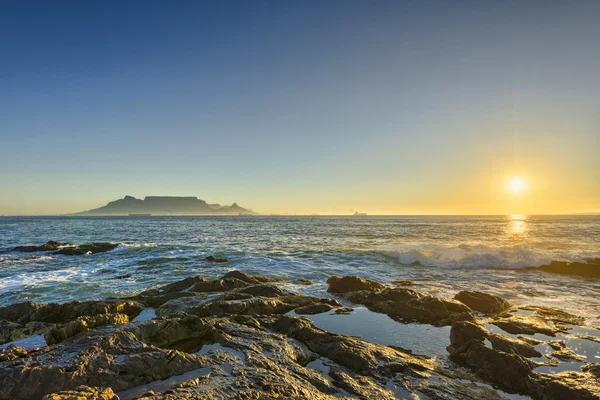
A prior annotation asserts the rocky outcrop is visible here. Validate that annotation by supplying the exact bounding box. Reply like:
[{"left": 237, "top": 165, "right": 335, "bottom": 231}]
[
  {"left": 1, "top": 270, "right": 596, "bottom": 400},
  {"left": 491, "top": 313, "right": 563, "bottom": 336},
  {"left": 54, "top": 242, "right": 119, "bottom": 256},
  {"left": 205, "top": 255, "right": 227, "bottom": 263},
  {"left": 42, "top": 386, "right": 118, "bottom": 400},
  {"left": 454, "top": 290, "right": 511, "bottom": 315},
  {"left": 518, "top": 305, "right": 585, "bottom": 326},
  {"left": 328, "top": 276, "right": 476, "bottom": 326},
  {"left": 13, "top": 241, "right": 73, "bottom": 253},
  {"left": 447, "top": 320, "right": 600, "bottom": 399},
  {"left": 536, "top": 258, "right": 600, "bottom": 278},
  {"left": 326, "top": 275, "right": 385, "bottom": 293}
]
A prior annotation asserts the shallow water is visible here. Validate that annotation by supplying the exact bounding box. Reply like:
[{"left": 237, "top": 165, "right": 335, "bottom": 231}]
[{"left": 1, "top": 215, "right": 599, "bottom": 328}]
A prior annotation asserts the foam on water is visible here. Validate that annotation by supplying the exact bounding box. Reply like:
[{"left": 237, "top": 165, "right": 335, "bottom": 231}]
[{"left": 377, "top": 243, "right": 600, "bottom": 269}]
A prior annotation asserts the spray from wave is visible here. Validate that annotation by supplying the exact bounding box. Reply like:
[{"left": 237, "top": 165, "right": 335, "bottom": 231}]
[{"left": 376, "top": 243, "right": 599, "bottom": 269}]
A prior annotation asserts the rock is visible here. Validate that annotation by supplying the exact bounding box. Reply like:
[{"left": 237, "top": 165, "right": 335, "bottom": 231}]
[
  {"left": 550, "top": 347, "right": 587, "bottom": 362},
  {"left": 0, "top": 302, "right": 41, "bottom": 324},
  {"left": 454, "top": 290, "right": 511, "bottom": 314},
  {"left": 326, "top": 275, "right": 385, "bottom": 293},
  {"left": 0, "top": 321, "right": 27, "bottom": 345},
  {"left": 392, "top": 280, "right": 415, "bottom": 286},
  {"left": 447, "top": 320, "right": 600, "bottom": 399},
  {"left": 205, "top": 255, "right": 227, "bottom": 263},
  {"left": 42, "top": 386, "right": 119, "bottom": 400},
  {"left": 537, "top": 258, "right": 600, "bottom": 278},
  {"left": 488, "top": 334, "right": 542, "bottom": 358},
  {"left": 582, "top": 363, "right": 600, "bottom": 378},
  {"left": 297, "top": 278, "right": 313, "bottom": 285},
  {"left": 339, "top": 286, "right": 476, "bottom": 326},
  {"left": 13, "top": 241, "right": 73, "bottom": 252},
  {"left": 115, "top": 273, "right": 132, "bottom": 280},
  {"left": 548, "top": 340, "right": 565, "bottom": 350},
  {"left": 294, "top": 303, "right": 335, "bottom": 315},
  {"left": 29, "top": 300, "right": 143, "bottom": 324},
  {"left": 334, "top": 307, "right": 354, "bottom": 315},
  {"left": 54, "top": 242, "right": 119, "bottom": 256},
  {"left": 518, "top": 305, "right": 585, "bottom": 326},
  {"left": 45, "top": 313, "right": 130, "bottom": 345},
  {"left": 491, "top": 314, "right": 561, "bottom": 336}
]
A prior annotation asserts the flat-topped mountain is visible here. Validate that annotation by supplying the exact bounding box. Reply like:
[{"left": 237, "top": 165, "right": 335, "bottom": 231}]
[{"left": 73, "top": 196, "right": 256, "bottom": 216}]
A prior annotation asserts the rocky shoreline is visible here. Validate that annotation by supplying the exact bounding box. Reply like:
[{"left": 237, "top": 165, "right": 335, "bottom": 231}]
[{"left": 0, "top": 256, "right": 599, "bottom": 399}]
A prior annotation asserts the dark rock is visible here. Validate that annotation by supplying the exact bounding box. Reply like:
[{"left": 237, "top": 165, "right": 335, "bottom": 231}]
[
  {"left": 454, "top": 290, "right": 511, "bottom": 314},
  {"left": 537, "top": 258, "right": 600, "bottom": 278},
  {"left": 518, "top": 305, "right": 585, "bottom": 326},
  {"left": 392, "top": 280, "right": 415, "bottom": 286},
  {"left": 326, "top": 275, "right": 385, "bottom": 293},
  {"left": 550, "top": 347, "right": 587, "bottom": 362},
  {"left": 447, "top": 320, "right": 600, "bottom": 399},
  {"left": 337, "top": 285, "right": 476, "bottom": 326},
  {"left": 297, "top": 278, "right": 313, "bottom": 285},
  {"left": 294, "top": 303, "right": 335, "bottom": 315},
  {"left": 334, "top": 307, "right": 354, "bottom": 315},
  {"left": 45, "top": 313, "right": 130, "bottom": 345},
  {"left": 13, "top": 241, "right": 73, "bottom": 253},
  {"left": 491, "top": 314, "right": 561, "bottom": 336},
  {"left": 54, "top": 242, "right": 119, "bottom": 256},
  {"left": 115, "top": 273, "right": 132, "bottom": 280},
  {"left": 205, "top": 255, "right": 227, "bottom": 263},
  {"left": 29, "top": 300, "right": 143, "bottom": 324},
  {"left": 582, "top": 363, "right": 600, "bottom": 378},
  {"left": 42, "top": 386, "right": 119, "bottom": 400},
  {"left": 0, "top": 302, "right": 41, "bottom": 324}
]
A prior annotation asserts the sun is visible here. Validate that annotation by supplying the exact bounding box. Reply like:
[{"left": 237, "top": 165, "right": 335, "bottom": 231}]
[{"left": 508, "top": 176, "right": 526, "bottom": 195}]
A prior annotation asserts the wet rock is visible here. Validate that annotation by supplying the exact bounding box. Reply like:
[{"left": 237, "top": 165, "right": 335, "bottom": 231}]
[
  {"left": 447, "top": 321, "right": 537, "bottom": 393},
  {"left": 549, "top": 346, "right": 587, "bottom": 362},
  {"left": 294, "top": 303, "right": 335, "bottom": 315},
  {"left": 0, "top": 321, "right": 27, "bottom": 345},
  {"left": 13, "top": 241, "right": 73, "bottom": 252},
  {"left": 537, "top": 258, "right": 600, "bottom": 278},
  {"left": 29, "top": 300, "right": 143, "bottom": 324},
  {"left": 334, "top": 307, "right": 354, "bottom": 315},
  {"left": 0, "top": 302, "right": 41, "bottom": 324},
  {"left": 54, "top": 242, "right": 119, "bottom": 256},
  {"left": 454, "top": 290, "right": 511, "bottom": 315},
  {"left": 188, "top": 295, "right": 340, "bottom": 318},
  {"left": 205, "top": 255, "right": 227, "bottom": 263},
  {"left": 297, "top": 278, "right": 313, "bottom": 285},
  {"left": 548, "top": 340, "right": 565, "bottom": 351},
  {"left": 582, "top": 363, "right": 600, "bottom": 378},
  {"left": 339, "top": 286, "right": 476, "bottom": 326},
  {"left": 42, "top": 386, "right": 119, "bottom": 400},
  {"left": 518, "top": 305, "right": 585, "bottom": 326},
  {"left": 45, "top": 313, "right": 130, "bottom": 345},
  {"left": 115, "top": 273, "right": 132, "bottom": 280},
  {"left": 447, "top": 320, "right": 600, "bottom": 399},
  {"left": 326, "top": 275, "right": 385, "bottom": 293},
  {"left": 392, "top": 280, "right": 415, "bottom": 286},
  {"left": 491, "top": 314, "right": 561, "bottom": 336},
  {"left": 488, "top": 333, "right": 542, "bottom": 358}
]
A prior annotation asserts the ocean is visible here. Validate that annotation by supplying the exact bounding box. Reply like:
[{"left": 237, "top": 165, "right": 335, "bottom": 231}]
[{"left": 1, "top": 215, "right": 599, "bottom": 328}]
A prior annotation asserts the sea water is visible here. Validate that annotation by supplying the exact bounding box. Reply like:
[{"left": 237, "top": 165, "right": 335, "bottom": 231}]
[{"left": 0, "top": 215, "right": 599, "bottom": 327}]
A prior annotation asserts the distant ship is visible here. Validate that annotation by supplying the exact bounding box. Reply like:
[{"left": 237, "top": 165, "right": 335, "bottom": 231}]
[
  {"left": 351, "top": 210, "right": 367, "bottom": 216},
  {"left": 129, "top": 213, "right": 152, "bottom": 217}
]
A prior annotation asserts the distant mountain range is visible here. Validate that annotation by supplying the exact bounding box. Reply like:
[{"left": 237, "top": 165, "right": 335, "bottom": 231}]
[{"left": 73, "top": 196, "right": 256, "bottom": 216}]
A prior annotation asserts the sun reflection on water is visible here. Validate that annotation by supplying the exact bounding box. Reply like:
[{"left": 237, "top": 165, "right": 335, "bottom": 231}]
[{"left": 508, "top": 214, "right": 528, "bottom": 236}]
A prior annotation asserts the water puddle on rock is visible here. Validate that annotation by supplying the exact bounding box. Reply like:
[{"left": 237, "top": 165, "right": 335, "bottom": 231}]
[
  {"left": 291, "top": 307, "right": 451, "bottom": 359},
  {"left": 117, "top": 367, "right": 211, "bottom": 400},
  {"left": 0, "top": 334, "right": 46, "bottom": 350},
  {"left": 132, "top": 307, "right": 156, "bottom": 322}
]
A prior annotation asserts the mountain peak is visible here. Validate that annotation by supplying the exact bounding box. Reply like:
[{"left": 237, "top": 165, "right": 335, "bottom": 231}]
[{"left": 74, "top": 196, "right": 255, "bottom": 216}]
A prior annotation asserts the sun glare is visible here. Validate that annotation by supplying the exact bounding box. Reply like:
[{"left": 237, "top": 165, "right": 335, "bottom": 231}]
[{"left": 508, "top": 176, "right": 526, "bottom": 195}]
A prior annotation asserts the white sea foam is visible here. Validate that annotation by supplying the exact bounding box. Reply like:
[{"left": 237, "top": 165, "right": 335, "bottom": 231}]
[{"left": 376, "top": 243, "right": 599, "bottom": 269}]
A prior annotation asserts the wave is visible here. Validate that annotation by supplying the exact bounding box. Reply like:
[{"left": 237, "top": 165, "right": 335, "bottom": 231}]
[{"left": 376, "top": 243, "right": 600, "bottom": 269}]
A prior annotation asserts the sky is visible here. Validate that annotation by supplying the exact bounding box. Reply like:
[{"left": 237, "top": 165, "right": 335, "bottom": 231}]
[{"left": 1, "top": 1, "right": 599, "bottom": 215}]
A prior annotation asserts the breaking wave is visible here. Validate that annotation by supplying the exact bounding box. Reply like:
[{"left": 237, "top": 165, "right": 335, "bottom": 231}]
[{"left": 376, "top": 243, "right": 599, "bottom": 269}]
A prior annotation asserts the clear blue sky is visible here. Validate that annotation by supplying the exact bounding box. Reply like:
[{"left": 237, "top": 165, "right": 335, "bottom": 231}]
[{"left": 1, "top": 1, "right": 599, "bottom": 215}]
